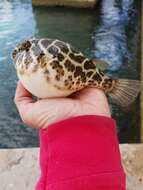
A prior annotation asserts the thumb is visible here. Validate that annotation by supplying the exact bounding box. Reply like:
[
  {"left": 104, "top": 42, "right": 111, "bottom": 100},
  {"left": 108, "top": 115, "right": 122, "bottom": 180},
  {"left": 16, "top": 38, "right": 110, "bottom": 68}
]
[
  {"left": 14, "top": 81, "right": 34, "bottom": 123},
  {"left": 14, "top": 81, "right": 33, "bottom": 107}
]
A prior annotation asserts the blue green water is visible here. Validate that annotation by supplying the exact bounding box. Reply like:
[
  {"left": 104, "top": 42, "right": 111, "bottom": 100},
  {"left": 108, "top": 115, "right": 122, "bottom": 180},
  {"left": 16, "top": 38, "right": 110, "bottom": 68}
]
[{"left": 0, "top": 0, "right": 140, "bottom": 148}]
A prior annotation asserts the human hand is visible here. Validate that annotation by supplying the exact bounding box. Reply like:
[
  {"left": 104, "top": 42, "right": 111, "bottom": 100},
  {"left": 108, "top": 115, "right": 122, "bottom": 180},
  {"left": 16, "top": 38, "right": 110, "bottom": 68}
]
[{"left": 14, "top": 81, "right": 111, "bottom": 129}]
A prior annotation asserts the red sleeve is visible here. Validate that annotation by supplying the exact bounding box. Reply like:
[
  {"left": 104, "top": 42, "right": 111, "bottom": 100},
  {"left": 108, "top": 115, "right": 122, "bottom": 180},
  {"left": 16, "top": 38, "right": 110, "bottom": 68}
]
[{"left": 35, "top": 115, "right": 126, "bottom": 190}]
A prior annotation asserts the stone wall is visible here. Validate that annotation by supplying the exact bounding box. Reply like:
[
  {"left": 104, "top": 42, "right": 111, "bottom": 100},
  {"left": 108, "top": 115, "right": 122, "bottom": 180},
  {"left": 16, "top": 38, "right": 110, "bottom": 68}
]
[
  {"left": 32, "top": 0, "right": 98, "bottom": 8},
  {"left": 0, "top": 144, "right": 143, "bottom": 190}
]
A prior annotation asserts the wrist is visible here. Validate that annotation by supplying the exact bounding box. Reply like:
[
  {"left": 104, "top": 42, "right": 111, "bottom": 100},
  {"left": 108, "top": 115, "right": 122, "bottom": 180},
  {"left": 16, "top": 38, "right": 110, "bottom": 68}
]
[{"left": 74, "top": 100, "right": 111, "bottom": 118}]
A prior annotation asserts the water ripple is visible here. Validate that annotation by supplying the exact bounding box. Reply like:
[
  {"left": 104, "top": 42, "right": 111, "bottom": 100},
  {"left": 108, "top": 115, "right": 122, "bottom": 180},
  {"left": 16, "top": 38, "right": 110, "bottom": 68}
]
[{"left": 93, "top": 0, "right": 137, "bottom": 72}]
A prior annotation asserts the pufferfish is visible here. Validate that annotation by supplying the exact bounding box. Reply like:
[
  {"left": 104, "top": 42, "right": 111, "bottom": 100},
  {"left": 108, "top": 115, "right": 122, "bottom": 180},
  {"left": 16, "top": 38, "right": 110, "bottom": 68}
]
[{"left": 12, "top": 38, "right": 141, "bottom": 106}]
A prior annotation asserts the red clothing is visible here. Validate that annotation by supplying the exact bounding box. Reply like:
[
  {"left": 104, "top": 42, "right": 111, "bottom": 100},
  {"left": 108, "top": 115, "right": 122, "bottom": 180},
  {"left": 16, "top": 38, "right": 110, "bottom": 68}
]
[{"left": 35, "top": 115, "right": 125, "bottom": 190}]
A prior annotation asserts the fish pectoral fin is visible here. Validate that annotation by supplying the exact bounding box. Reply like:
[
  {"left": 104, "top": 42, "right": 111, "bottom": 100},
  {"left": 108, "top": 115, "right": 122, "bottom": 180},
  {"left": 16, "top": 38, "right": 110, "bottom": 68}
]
[{"left": 91, "top": 59, "right": 110, "bottom": 71}]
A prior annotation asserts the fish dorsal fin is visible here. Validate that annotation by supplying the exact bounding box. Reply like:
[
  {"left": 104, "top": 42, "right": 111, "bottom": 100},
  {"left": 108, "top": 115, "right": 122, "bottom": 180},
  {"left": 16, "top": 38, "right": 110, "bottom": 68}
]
[{"left": 91, "top": 59, "right": 110, "bottom": 71}]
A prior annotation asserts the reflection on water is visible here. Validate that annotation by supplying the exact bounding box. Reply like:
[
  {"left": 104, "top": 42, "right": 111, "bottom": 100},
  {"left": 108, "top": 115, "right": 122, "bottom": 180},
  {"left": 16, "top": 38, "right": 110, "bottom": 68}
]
[
  {"left": 0, "top": 0, "right": 140, "bottom": 147},
  {"left": 93, "top": 0, "right": 138, "bottom": 71},
  {"left": 93, "top": 0, "right": 140, "bottom": 142}
]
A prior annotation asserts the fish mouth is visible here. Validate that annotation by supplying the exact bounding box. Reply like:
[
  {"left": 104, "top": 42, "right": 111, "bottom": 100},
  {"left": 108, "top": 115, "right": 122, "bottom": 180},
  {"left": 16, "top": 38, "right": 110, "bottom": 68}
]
[{"left": 12, "top": 48, "right": 18, "bottom": 61}]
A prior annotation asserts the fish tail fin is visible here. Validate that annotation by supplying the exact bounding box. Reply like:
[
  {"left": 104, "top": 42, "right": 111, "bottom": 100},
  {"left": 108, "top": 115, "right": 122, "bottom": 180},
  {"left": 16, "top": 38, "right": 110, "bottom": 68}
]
[{"left": 107, "top": 79, "right": 141, "bottom": 107}]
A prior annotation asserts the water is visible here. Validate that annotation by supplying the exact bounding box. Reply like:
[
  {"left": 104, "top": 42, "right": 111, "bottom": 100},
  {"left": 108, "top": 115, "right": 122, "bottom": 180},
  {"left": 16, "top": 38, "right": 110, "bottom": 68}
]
[
  {"left": 0, "top": 0, "right": 38, "bottom": 148},
  {"left": 93, "top": 0, "right": 140, "bottom": 143},
  {"left": 0, "top": 0, "right": 140, "bottom": 148}
]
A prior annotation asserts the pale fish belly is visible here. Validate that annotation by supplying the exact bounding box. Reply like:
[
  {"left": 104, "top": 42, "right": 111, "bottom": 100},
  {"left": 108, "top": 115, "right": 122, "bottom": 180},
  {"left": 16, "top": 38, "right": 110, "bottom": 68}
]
[{"left": 17, "top": 69, "right": 75, "bottom": 98}]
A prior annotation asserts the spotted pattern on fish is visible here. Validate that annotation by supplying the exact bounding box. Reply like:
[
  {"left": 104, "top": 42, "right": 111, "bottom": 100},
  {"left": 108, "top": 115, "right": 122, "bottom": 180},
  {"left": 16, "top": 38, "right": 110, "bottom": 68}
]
[
  {"left": 54, "top": 41, "right": 69, "bottom": 54},
  {"left": 69, "top": 53, "right": 86, "bottom": 63},
  {"left": 41, "top": 39, "right": 53, "bottom": 48},
  {"left": 48, "top": 46, "right": 59, "bottom": 57},
  {"left": 57, "top": 53, "right": 65, "bottom": 62},
  {"left": 84, "top": 60, "right": 96, "bottom": 70},
  {"left": 86, "top": 71, "right": 94, "bottom": 77},
  {"left": 92, "top": 73, "right": 102, "bottom": 83},
  {"left": 64, "top": 59, "right": 75, "bottom": 72},
  {"left": 12, "top": 38, "right": 116, "bottom": 93},
  {"left": 31, "top": 44, "right": 43, "bottom": 57},
  {"left": 19, "top": 40, "right": 31, "bottom": 51}
]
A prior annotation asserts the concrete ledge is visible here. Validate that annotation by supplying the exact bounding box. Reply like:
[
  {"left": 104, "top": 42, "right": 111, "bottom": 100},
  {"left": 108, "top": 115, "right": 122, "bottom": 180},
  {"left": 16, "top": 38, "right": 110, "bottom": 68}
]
[
  {"left": 121, "top": 144, "right": 143, "bottom": 190},
  {"left": 0, "top": 144, "right": 143, "bottom": 190},
  {"left": 32, "top": 0, "right": 98, "bottom": 8}
]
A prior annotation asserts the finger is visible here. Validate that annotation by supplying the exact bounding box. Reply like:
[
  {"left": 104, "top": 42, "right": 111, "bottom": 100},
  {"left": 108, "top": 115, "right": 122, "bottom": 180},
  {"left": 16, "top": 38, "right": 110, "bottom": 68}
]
[{"left": 14, "top": 81, "right": 34, "bottom": 113}]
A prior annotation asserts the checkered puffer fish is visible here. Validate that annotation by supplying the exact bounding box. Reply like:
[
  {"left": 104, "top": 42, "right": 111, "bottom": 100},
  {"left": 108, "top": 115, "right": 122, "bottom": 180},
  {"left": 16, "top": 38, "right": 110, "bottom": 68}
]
[{"left": 12, "top": 38, "right": 141, "bottom": 106}]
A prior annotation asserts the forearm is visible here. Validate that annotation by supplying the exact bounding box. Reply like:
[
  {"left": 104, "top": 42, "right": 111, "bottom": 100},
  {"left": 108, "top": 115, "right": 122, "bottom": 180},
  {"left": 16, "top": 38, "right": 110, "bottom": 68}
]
[{"left": 36, "top": 115, "right": 125, "bottom": 190}]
